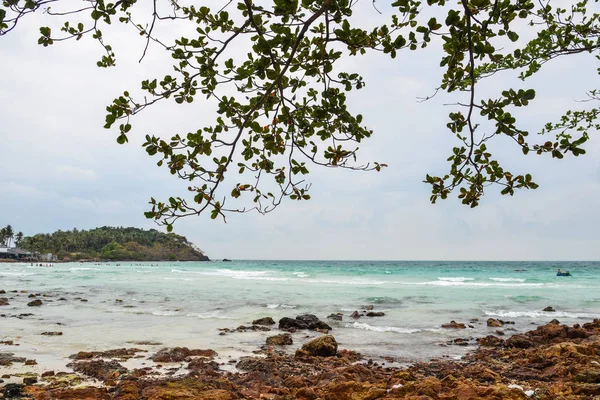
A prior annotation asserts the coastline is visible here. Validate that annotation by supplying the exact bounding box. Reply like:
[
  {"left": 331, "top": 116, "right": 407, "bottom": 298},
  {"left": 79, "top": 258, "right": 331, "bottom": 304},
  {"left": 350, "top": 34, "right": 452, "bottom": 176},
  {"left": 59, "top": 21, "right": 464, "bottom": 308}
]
[
  {"left": 2, "top": 314, "right": 600, "bottom": 399},
  {"left": 2, "top": 260, "right": 600, "bottom": 398}
]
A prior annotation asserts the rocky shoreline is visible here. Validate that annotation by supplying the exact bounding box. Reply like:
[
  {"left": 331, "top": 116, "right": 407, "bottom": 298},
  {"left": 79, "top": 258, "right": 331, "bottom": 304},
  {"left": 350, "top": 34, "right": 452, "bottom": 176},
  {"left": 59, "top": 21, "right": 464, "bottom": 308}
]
[{"left": 2, "top": 299, "right": 600, "bottom": 400}]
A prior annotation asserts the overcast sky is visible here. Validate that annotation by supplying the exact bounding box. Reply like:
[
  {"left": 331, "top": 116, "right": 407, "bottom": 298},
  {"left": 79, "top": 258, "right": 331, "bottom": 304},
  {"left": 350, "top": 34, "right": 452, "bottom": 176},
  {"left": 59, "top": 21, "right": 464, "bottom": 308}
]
[{"left": 1, "top": 1, "right": 599, "bottom": 260}]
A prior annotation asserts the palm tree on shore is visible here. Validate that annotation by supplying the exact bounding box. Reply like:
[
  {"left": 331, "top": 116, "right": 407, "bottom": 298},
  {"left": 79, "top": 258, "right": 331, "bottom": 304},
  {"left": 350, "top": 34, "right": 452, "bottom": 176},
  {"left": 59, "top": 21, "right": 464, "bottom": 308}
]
[
  {"left": 15, "top": 232, "right": 23, "bottom": 247},
  {"left": 5, "top": 225, "right": 14, "bottom": 248}
]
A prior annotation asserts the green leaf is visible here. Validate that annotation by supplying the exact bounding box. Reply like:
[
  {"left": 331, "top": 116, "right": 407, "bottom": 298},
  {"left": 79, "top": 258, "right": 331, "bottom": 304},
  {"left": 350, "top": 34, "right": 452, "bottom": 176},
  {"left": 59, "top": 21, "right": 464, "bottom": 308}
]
[{"left": 116, "top": 133, "right": 128, "bottom": 144}]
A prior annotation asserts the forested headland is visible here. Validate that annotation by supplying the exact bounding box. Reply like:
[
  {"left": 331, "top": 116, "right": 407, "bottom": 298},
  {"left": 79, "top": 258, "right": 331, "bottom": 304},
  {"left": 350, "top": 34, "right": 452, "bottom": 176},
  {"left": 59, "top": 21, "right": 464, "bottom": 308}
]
[{"left": 18, "top": 226, "right": 209, "bottom": 261}]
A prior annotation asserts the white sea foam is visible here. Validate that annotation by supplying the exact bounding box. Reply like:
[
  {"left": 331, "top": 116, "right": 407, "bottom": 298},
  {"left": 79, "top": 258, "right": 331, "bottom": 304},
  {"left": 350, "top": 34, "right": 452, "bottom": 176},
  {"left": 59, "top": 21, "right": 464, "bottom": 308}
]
[
  {"left": 489, "top": 277, "right": 526, "bottom": 282},
  {"left": 345, "top": 322, "right": 435, "bottom": 334},
  {"left": 1, "top": 271, "right": 35, "bottom": 276},
  {"left": 163, "top": 277, "right": 194, "bottom": 282},
  {"left": 308, "top": 279, "right": 386, "bottom": 286},
  {"left": 484, "top": 310, "right": 600, "bottom": 319},
  {"left": 171, "top": 268, "right": 288, "bottom": 281},
  {"left": 397, "top": 281, "right": 544, "bottom": 288},
  {"left": 186, "top": 311, "right": 233, "bottom": 319},
  {"left": 243, "top": 276, "right": 290, "bottom": 281},
  {"left": 69, "top": 267, "right": 97, "bottom": 271},
  {"left": 152, "top": 310, "right": 181, "bottom": 316},
  {"left": 293, "top": 272, "right": 309, "bottom": 278},
  {"left": 266, "top": 304, "right": 296, "bottom": 309},
  {"left": 437, "top": 277, "right": 475, "bottom": 282},
  {"left": 214, "top": 269, "right": 270, "bottom": 278}
]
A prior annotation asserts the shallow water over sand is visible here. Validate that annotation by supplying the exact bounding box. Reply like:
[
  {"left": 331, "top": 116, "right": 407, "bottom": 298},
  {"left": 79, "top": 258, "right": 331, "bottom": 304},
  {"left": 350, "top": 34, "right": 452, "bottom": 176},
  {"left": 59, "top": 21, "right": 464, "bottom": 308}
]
[{"left": 1, "top": 260, "right": 599, "bottom": 369}]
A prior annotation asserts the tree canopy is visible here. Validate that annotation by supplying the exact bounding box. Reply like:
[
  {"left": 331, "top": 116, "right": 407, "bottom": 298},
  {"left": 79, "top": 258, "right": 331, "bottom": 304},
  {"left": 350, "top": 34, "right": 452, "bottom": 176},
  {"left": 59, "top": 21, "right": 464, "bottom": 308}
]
[{"left": 1, "top": 0, "right": 598, "bottom": 228}]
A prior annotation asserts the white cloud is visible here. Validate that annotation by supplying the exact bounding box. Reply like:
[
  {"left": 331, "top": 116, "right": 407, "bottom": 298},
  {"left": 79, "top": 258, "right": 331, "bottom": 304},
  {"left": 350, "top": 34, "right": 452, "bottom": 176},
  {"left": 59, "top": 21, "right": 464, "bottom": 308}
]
[{"left": 55, "top": 165, "right": 97, "bottom": 180}]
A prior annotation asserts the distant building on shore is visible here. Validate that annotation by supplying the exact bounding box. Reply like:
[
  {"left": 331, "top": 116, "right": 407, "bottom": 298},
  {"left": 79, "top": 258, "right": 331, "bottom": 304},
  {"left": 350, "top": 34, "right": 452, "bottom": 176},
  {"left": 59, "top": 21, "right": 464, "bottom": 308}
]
[{"left": 0, "top": 247, "right": 53, "bottom": 261}]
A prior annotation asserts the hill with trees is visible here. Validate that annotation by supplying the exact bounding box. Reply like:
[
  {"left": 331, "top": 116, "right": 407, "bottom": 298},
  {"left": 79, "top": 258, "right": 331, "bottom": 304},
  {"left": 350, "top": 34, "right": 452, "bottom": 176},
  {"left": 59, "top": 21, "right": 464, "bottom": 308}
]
[{"left": 18, "top": 226, "right": 209, "bottom": 261}]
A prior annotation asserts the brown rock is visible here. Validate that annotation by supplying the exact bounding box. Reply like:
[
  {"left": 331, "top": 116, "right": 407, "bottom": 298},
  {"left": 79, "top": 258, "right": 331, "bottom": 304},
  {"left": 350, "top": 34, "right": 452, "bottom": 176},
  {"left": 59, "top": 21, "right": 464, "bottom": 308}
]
[
  {"left": 41, "top": 331, "right": 63, "bottom": 336},
  {"left": 543, "top": 306, "right": 555, "bottom": 312},
  {"left": 477, "top": 335, "right": 505, "bottom": 347},
  {"left": 448, "top": 338, "right": 471, "bottom": 346},
  {"left": 535, "top": 322, "right": 567, "bottom": 340},
  {"left": 295, "top": 387, "right": 317, "bottom": 400},
  {"left": 462, "top": 364, "right": 500, "bottom": 383},
  {"left": 486, "top": 318, "right": 503, "bottom": 327},
  {"left": 350, "top": 311, "right": 361, "bottom": 319},
  {"left": 70, "top": 348, "right": 144, "bottom": 360},
  {"left": 187, "top": 359, "right": 220, "bottom": 375},
  {"left": 26, "top": 386, "right": 109, "bottom": 399},
  {"left": 442, "top": 320, "right": 466, "bottom": 329},
  {"left": 567, "top": 326, "right": 589, "bottom": 339},
  {"left": 252, "top": 316, "right": 275, "bottom": 325},
  {"left": 284, "top": 375, "right": 305, "bottom": 389},
  {"left": 575, "top": 369, "right": 600, "bottom": 383},
  {"left": 68, "top": 359, "right": 127, "bottom": 381},
  {"left": 297, "top": 335, "right": 337, "bottom": 357},
  {"left": 543, "top": 342, "right": 589, "bottom": 358},
  {"left": 266, "top": 333, "right": 293, "bottom": 346},
  {"left": 0, "top": 352, "right": 26, "bottom": 366},
  {"left": 414, "top": 377, "right": 443, "bottom": 397},
  {"left": 0, "top": 298, "right": 9, "bottom": 306},
  {"left": 151, "top": 347, "right": 217, "bottom": 362},
  {"left": 27, "top": 299, "right": 43, "bottom": 307},
  {"left": 366, "top": 311, "right": 385, "bottom": 317},
  {"left": 506, "top": 334, "right": 533, "bottom": 349},
  {"left": 572, "top": 383, "right": 600, "bottom": 396},
  {"left": 23, "top": 377, "right": 37, "bottom": 385},
  {"left": 236, "top": 357, "right": 275, "bottom": 372},
  {"left": 327, "top": 313, "right": 343, "bottom": 321},
  {"left": 24, "top": 359, "right": 37, "bottom": 365}
]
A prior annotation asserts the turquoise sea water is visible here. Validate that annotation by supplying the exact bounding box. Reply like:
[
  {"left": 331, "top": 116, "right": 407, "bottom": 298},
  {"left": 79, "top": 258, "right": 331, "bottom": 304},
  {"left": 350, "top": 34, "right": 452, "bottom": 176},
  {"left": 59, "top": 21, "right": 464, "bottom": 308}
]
[{"left": 1, "top": 260, "right": 599, "bottom": 367}]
